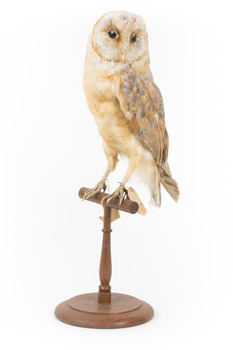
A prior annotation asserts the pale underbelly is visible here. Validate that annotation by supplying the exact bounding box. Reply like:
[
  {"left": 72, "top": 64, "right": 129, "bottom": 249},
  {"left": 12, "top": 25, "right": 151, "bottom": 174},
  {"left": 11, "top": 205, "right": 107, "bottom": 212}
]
[
  {"left": 92, "top": 102, "right": 157, "bottom": 188},
  {"left": 96, "top": 113, "right": 155, "bottom": 165},
  {"left": 92, "top": 105, "right": 137, "bottom": 155},
  {"left": 91, "top": 100, "right": 155, "bottom": 165}
]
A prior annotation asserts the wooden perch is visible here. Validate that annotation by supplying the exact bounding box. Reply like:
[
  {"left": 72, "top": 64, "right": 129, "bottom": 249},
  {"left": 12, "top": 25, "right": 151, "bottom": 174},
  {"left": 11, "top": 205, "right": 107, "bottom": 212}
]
[{"left": 79, "top": 187, "right": 139, "bottom": 214}]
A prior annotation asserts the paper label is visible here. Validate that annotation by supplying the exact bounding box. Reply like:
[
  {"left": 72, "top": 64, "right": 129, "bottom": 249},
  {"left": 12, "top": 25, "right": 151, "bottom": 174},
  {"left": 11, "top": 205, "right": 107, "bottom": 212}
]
[
  {"left": 99, "top": 208, "right": 120, "bottom": 222},
  {"left": 127, "top": 187, "right": 147, "bottom": 216}
]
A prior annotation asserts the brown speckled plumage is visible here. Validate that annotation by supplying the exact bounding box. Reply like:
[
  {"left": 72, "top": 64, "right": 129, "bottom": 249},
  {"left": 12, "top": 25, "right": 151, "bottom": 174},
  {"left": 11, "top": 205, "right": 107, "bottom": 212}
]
[{"left": 117, "top": 68, "right": 168, "bottom": 166}]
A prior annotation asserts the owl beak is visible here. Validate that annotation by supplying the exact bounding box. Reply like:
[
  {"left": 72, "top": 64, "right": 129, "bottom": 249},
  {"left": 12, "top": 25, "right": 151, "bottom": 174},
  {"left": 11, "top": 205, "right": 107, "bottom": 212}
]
[
  {"left": 121, "top": 54, "right": 126, "bottom": 64},
  {"left": 119, "top": 44, "right": 129, "bottom": 64}
]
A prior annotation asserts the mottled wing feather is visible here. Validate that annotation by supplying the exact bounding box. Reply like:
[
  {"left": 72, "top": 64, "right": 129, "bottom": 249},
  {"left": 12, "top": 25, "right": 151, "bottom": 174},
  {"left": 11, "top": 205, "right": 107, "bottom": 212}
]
[
  {"left": 117, "top": 68, "right": 168, "bottom": 166},
  {"left": 144, "top": 71, "right": 165, "bottom": 120}
]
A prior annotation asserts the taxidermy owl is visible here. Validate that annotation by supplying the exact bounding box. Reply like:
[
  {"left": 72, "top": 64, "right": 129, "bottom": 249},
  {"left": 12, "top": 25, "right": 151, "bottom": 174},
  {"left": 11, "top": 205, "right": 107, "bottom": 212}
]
[{"left": 83, "top": 10, "right": 179, "bottom": 207}]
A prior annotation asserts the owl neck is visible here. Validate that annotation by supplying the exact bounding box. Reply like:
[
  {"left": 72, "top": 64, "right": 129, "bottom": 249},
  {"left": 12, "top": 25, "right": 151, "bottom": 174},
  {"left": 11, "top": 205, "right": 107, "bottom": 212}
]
[{"left": 131, "top": 54, "right": 150, "bottom": 75}]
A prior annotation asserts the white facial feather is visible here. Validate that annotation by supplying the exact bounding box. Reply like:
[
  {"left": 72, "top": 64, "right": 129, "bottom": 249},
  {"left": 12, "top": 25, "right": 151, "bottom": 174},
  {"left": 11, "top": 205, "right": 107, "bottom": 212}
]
[{"left": 91, "top": 11, "right": 148, "bottom": 64}]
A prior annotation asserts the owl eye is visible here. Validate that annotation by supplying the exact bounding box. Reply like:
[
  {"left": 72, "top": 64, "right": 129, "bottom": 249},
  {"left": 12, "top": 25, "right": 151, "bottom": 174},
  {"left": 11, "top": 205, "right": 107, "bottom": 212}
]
[
  {"left": 108, "top": 30, "right": 117, "bottom": 39},
  {"left": 131, "top": 34, "right": 137, "bottom": 43}
]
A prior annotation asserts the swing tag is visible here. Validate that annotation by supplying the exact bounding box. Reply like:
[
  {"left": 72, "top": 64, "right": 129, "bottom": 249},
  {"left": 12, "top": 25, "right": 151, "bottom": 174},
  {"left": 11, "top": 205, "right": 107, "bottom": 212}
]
[
  {"left": 127, "top": 187, "right": 147, "bottom": 216},
  {"left": 111, "top": 208, "right": 120, "bottom": 222},
  {"left": 99, "top": 208, "right": 120, "bottom": 222}
]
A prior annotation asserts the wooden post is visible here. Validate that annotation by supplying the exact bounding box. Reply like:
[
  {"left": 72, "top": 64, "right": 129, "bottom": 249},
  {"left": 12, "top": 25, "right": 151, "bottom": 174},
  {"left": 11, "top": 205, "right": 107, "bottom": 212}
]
[{"left": 98, "top": 206, "right": 112, "bottom": 303}]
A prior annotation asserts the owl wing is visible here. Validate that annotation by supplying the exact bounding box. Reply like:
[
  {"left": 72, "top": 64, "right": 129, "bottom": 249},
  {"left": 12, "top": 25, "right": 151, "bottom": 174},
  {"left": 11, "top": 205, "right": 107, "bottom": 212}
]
[{"left": 116, "top": 68, "right": 168, "bottom": 166}]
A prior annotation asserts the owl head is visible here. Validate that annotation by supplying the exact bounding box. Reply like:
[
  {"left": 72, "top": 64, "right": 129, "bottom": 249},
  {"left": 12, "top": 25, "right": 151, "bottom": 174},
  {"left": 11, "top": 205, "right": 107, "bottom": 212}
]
[{"left": 91, "top": 11, "right": 148, "bottom": 64}]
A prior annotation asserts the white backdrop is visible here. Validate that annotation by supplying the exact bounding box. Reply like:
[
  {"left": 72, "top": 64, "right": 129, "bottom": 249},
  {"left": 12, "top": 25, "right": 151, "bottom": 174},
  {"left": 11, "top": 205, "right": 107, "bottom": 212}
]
[{"left": 1, "top": 0, "right": 233, "bottom": 349}]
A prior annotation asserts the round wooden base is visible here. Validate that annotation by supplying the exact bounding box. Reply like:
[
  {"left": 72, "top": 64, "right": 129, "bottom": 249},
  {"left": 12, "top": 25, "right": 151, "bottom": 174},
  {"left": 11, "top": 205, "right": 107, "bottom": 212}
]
[{"left": 55, "top": 292, "right": 154, "bottom": 329}]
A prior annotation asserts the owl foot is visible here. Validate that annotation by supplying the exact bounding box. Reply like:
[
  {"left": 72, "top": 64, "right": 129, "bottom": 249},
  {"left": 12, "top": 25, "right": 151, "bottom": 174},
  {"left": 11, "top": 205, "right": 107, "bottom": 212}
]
[
  {"left": 83, "top": 181, "right": 107, "bottom": 201},
  {"left": 101, "top": 185, "right": 128, "bottom": 206}
]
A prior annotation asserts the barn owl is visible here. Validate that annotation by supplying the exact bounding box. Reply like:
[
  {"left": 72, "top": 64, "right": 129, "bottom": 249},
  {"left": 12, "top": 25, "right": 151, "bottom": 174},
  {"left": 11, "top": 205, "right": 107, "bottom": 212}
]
[{"left": 83, "top": 10, "right": 179, "bottom": 207}]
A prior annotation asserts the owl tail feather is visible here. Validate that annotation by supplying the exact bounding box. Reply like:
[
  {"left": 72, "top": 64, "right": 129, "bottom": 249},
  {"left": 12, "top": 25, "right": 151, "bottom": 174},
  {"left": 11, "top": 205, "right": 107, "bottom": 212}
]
[
  {"left": 150, "top": 182, "right": 161, "bottom": 207},
  {"left": 150, "top": 164, "right": 161, "bottom": 207},
  {"left": 159, "top": 166, "right": 179, "bottom": 202}
]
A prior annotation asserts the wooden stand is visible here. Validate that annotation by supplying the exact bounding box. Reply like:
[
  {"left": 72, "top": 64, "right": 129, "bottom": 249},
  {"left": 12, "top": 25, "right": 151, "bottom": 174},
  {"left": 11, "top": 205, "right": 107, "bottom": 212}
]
[{"left": 54, "top": 187, "right": 154, "bottom": 329}]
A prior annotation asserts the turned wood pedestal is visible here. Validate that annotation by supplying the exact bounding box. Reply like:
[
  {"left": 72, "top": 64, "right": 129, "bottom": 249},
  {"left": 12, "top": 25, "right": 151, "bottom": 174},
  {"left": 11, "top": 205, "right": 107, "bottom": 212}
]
[{"left": 54, "top": 187, "right": 154, "bottom": 329}]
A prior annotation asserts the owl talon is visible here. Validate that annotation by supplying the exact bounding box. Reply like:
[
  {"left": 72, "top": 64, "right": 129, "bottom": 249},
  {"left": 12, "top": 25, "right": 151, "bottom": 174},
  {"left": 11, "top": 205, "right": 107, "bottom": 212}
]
[
  {"left": 83, "top": 181, "right": 107, "bottom": 201},
  {"left": 101, "top": 185, "right": 127, "bottom": 206}
]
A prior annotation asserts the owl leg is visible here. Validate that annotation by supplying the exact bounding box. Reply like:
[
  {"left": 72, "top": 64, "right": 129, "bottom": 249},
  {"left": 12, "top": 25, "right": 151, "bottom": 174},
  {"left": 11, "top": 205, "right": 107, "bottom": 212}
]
[
  {"left": 101, "top": 149, "right": 142, "bottom": 206},
  {"left": 83, "top": 144, "right": 118, "bottom": 201}
]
